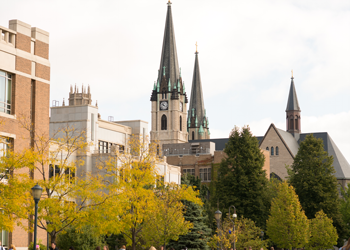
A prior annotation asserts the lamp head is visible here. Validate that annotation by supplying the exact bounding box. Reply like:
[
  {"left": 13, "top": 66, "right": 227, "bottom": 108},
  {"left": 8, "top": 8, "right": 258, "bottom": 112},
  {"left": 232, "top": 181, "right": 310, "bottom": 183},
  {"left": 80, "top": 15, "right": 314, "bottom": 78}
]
[
  {"left": 31, "top": 183, "right": 43, "bottom": 201},
  {"left": 214, "top": 210, "right": 222, "bottom": 221},
  {"left": 233, "top": 213, "right": 237, "bottom": 218}
]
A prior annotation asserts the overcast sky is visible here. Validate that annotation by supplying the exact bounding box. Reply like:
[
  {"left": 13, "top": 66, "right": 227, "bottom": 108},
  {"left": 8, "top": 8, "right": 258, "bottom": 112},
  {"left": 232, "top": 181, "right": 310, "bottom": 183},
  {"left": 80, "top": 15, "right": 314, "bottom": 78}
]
[{"left": 1, "top": 0, "right": 349, "bottom": 162}]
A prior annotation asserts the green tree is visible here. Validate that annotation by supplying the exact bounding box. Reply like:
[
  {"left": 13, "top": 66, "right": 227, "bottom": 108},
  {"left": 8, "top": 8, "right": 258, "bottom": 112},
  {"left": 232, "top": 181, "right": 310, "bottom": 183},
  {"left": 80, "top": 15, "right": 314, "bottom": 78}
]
[
  {"left": 308, "top": 210, "right": 338, "bottom": 250},
  {"left": 288, "top": 134, "right": 346, "bottom": 244},
  {"left": 213, "top": 126, "right": 269, "bottom": 228},
  {"left": 56, "top": 225, "right": 106, "bottom": 250},
  {"left": 168, "top": 200, "right": 212, "bottom": 250},
  {"left": 266, "top": 181, "right": 309, "bottom": 249},
  {"left": 340, "top": 183, "right": 350, "bottom": 229}
]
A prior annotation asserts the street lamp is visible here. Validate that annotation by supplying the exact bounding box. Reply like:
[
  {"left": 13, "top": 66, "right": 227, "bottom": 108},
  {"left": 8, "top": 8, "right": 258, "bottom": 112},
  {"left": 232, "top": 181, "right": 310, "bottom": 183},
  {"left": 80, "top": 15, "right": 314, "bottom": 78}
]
[
  {"left": 31, "top": 184, "right": 43, "bottom": 250},
  {"left": 229, "top": 205, "right": 237, "bottom": 250},
  {"left": 214, "top": 210, "right": 222, "bottom": 250}
]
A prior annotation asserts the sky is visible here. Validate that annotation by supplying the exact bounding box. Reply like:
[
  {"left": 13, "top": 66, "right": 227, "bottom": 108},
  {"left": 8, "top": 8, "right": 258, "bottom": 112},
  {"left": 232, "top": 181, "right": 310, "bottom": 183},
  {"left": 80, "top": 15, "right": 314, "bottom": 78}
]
[{"left": 1, "top": 0, "right": 350, "bottom": 162}]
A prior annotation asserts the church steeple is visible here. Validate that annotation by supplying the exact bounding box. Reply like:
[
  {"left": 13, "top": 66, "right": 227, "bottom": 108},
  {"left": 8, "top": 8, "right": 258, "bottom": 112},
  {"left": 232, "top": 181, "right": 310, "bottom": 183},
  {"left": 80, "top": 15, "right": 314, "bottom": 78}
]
[
  {"left": 286, "top": 71, "right": 301, "bottom": 139},
  {"left": 188, "top": 45, "right": 210, "bottom": 140},
  {"left": 150, "top": 1, "right": 188, "bottom": 147}
]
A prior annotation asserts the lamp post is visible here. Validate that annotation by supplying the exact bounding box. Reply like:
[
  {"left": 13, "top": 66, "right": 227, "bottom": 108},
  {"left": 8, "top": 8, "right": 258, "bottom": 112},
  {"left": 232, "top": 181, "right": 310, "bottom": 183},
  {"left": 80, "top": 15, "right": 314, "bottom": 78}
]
[
  {"left": 214, "top": 210, "right": 222, "bottom": 250},
  {"left": 229, "top": 205, "right": 237, "bottom": 250},
  {"left": 31, "top": 184, "right": 43, "bottom": 250}
]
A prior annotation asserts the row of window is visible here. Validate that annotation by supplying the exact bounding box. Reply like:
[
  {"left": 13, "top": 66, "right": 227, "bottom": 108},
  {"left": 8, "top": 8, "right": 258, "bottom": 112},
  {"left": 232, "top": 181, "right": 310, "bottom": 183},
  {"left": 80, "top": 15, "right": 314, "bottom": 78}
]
[
  {"left": 266, "top": 146, "right": 279, "bottom": 156},
  {"left": 49, "top": 164, "right": 75, "bottom": 183},
  {"left": 98, "top": 140, "right": 124, "bottom": 154},
  {"left": 183, "top": 167, "right": 211, "bottom": 182},
  {"left": 161, "top": 115, "right": 182, "bottom": 131}
]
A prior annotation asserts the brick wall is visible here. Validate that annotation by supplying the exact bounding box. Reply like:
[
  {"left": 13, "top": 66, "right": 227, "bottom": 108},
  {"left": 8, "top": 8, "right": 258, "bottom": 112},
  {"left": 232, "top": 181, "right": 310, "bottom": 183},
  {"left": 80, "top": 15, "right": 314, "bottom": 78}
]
[
  {"left": 15, "top": 33, "right": 31, "bottom": 53},
  {"left": 16, "top": 56, "right": 31, "bottom": 75},
  {"left": 35, "top": 40, "right": 49, "bottom": 60},
  {"left": 36, "top": 63, "right": 50, "bottom": 81}
]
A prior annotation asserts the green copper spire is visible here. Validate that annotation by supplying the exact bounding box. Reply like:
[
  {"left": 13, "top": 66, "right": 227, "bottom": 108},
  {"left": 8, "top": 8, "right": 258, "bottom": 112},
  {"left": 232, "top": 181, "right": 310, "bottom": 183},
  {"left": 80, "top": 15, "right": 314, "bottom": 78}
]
[
  {"left": 168, "top": 78, "right": 171, "bottom": 92},
  {"left": 192, "top": 108, "right": 195, "bottom": 117},
  {"left": 203, "top": 118, "right": 206, "bottom": 127},
  {"left": 153, "top": 81, "right": 156, "bottom": 91},
  {"left": 163, "top": 66, "right": 166, "bottom": 76},
  {"left": 177, "top": 79, "right": 180, "bottom": 92},
  {"left": 157, "top": 79, "right": 160, "bottom": 92},
  {"left": 183, "top": 81, "right": 185, "bottom": 93},
  {"left": 199, "top": 125, "right": 204, "bottom": 134},
  {"left": 195, "top": 115, "right": 198, "bottom": 127},
  {"left": 207, "top": 117, "right": 209, "bottom": 126}
]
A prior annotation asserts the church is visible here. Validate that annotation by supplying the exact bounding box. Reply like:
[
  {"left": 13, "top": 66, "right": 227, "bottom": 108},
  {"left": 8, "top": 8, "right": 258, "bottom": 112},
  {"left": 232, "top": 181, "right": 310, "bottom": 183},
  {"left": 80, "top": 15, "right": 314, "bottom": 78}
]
[{"left": 150, "top": 1, "right": 350, "bottom": 187}]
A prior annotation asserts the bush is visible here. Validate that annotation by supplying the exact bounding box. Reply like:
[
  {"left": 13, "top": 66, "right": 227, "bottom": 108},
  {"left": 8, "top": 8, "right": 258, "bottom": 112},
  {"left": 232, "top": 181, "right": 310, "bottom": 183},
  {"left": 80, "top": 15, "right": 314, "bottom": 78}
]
[{"left": 57, "top": 225, "right": 106, "bottom": 250}]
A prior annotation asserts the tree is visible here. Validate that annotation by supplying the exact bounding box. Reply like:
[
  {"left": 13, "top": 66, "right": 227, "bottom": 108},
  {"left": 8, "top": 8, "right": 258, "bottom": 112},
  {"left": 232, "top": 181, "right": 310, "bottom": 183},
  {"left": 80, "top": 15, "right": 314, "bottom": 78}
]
[
  {"left": 168, "top": 200, "right": 212, "bottom": 250},
  {"left": 96, "top": 136, "right": 201, "bottom": 250},
  {"left": 266, "top": 181, "right": 309, "bottom": 249},
  {"left": 340, "top": 183, "right": 350, "bottom": 228},
  {"left": 288, "top": 134, "right": 347, "bottom": 244},
  {"left": 213, "top": 126, "right": 269, "bottom": 228},
  {"left": 308, "top": 210, "right": 338, "bottom": 250},
  {"left": 208, "top": 217, "right": 267, "bottom": 250},
  {"left": 142, "top": 183, "right": 198, "bottom": 249},
  {"left": 56, "top": 225, "right": 106, "bottom": 250}
]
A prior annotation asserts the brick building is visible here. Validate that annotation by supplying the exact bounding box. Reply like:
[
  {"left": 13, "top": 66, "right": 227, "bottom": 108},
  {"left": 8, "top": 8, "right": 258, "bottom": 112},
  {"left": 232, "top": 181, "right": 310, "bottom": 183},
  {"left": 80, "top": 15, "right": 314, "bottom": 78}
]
[{"left": 0, "top": 20, "right": 50, "bottom": 249}]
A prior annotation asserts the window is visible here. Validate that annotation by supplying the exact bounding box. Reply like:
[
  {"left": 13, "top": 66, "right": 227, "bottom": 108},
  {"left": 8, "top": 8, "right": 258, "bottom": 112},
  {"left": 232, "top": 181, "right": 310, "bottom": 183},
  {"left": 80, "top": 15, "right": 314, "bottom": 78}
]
[
  {"left": 295, "top": 118, "right": 298, "bottom": 130},
  {"left": 200, "top": 168, "right": 211, "bottom": 182},
  {"left": 271, "top": 147, "right": 274, "bottom": 156},
  {"left": 0, "top": 70, "right": 12, "bottom": 114},
  {"left": 289, "top": 119, "right": 294, "bottom": 130},
  {"left": 276, "top": 146, "right": 279, "bottom": 156},
  {"left": 98, "top": 140, "right": 123, "bottom": 154},
  {"left": 183, "top": 168, "right": 195, "bottom": 176},
  {"left": 180, "top": 116, "right": 182, "bottom": 131},
  {"left": 0, "top": 137, "right": 12, "bottom": 181},
  {"left": 266, "top": 147, "right": 269, "bottom": 151},
  {"left": 161, "top": 115, "right": 167, "bottom": 130},
  {"left": 192, "top": 131, "right": 194, "bottom": 140}
]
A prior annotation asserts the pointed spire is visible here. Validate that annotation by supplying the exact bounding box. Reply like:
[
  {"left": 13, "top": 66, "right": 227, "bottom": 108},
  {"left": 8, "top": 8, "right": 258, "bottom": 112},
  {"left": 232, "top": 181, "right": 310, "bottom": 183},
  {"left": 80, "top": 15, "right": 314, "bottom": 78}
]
[
  {"left": 177, "top": 79, "right": 180, "bottom": 92},
  {"left": 199, "top": 125, "right": 204, "bottom": 134},
  {"left": 157, "top": 1, "right": 180, "bottom": 89},
  {"left": 70, "top": 85, "right": 73, "bottom": 94},
  {"left": 153, "top": 81, "right": 157, "bottom": 91},
  {"left": 168, "top": 78, "right": 171, "bottom": 92},
  {"left": 182, "top": 81, "right": 185, "bottom": 93},
  {"left": 88, "top": 85, "right": 90, "bottom": 94},
  {"left": 96, "top": 100, "right": 98, "bottom": 107},
  {"left": 195, "top": 115, "right": 198, "bottom": 127},
  {"left": 157, "top": 80, "right": 160, "bottom": 92},
  {"left": 189, "top": 47, "right": 206, "bottom": 128},
  {"left": 62, "top": 98, "right": 65, "bottom": 106},
  {"left": 286, "top": 73, "right": 301, "bottom": 111}
]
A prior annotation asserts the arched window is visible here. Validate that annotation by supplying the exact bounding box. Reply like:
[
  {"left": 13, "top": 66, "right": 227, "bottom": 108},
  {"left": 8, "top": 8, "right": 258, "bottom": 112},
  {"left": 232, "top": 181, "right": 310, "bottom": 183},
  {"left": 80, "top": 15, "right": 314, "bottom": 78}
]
[
  {"left": 295, "top": 118, "right": 298, "bottom": 130},
  {"left": 161, "top": 115, "right": 167, "bottom": 130},
  {"left": 266, "top": 147, "right": 269, "bottom": 151},
  {"left": 271, "top": 147, "right": 274, "bottom": 156},
  {"left": 290, "top": 119, "right": 294, "bottom": 130},
  {"left": 276, "top": 146, "right": 279, "bottom": 156},
  {"left": 192, "top": 131, "right": 195, "bottom": 140},
  {"left": 180, "top": 116, "right": 182, "bottom": 131}
]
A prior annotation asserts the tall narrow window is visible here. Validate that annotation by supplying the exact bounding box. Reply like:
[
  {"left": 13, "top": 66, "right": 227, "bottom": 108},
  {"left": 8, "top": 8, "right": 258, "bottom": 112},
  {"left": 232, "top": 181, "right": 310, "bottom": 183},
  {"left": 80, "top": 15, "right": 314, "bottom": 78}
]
[
  {"left": 180, "top": 116, "right": 182, "bottom": 131},
  {"left": 0, "top": 70, "right": 12, "bottom": 114},
  {"left": 290, "top": 119, "right": 294, "bottom": 130},
  {"left": 192, "top": 131, "right": 194, "bottom": 140},
  {"left": 295, "top": 118, "right": 298, "bottom": 130},
  {"left": 276, "top": 146, "right": 279, "bottom": 156},
  {"left": 161, "top": 115, "right": 167, "bottom": 130},
  {"left": 266, "top": 147, "right": 269, "bottom": 151},
  {"left": 271, "top": 147, "right": 274, "bottom": 156}
]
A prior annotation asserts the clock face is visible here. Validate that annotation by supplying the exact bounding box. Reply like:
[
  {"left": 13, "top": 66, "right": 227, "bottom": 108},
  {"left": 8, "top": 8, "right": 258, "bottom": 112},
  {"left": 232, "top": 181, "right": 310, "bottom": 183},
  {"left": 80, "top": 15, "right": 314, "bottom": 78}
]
[
  {"left": 179, "top": 102, "right": 183, "bottom": 112},
  {"left": 160, "top": 101, "right": 168, "bottom": 110}
]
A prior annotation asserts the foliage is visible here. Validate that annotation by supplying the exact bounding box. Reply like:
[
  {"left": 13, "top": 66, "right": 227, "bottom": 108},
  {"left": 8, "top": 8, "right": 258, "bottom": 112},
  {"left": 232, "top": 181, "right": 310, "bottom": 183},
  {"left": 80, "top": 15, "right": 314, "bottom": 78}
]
[
  {"left": 208, "top": 217, "right": 267, "bottom": 250},
  {"left": 28, "top": 241, "right": 46, "bottom": 250},
  {"left": 308, "top": 210, "right": 338, "bottom": 250},
  {"left": 287, "top": 134, "right": 347, "bottom": 244},
  {"left": 340, "top": 183, "right": 350, "bottom": 228},
  {"left": 266, "top": 181, "right": 309, "bottom": 249},
  {"left": 56, "top": 225, "right": 106, "bottom": 250},
  {"left": 142, "top": 183, "right": 197, "bottom": 249},
  {"left": 167, "top": 200, "right": 212, "bottom": 250},
  {"left": 213, "top": 126, "right": 269, "bottom": 229},
  {"left": 96, "top": 136, "right": 201, "bottom": 250}
]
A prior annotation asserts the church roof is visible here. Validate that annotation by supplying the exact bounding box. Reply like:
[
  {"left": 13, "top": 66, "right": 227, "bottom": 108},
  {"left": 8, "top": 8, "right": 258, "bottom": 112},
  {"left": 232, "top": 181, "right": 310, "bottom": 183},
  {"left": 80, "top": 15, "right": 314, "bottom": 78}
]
[
  {"left": 286, "top": 77, "right": 301, "bottom": 111},
  {"left": 276, "top": 128, "right": 300, "bottom": 156},
  {"left": 157, "top": 1, "right": 180, "bottom": 88},
  {"left": 189, "top": 51, "right": 206, "bottom": 127}
]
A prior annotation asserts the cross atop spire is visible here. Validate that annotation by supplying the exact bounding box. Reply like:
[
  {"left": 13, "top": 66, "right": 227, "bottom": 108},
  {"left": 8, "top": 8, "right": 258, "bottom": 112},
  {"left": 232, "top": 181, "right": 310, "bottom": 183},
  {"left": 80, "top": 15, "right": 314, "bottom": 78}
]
[
  {"left": 195, "top": 41, "right": 198, "bottom": 53},
  {"left": 291, "top": 69, "right": 294, "bottom": 79}
]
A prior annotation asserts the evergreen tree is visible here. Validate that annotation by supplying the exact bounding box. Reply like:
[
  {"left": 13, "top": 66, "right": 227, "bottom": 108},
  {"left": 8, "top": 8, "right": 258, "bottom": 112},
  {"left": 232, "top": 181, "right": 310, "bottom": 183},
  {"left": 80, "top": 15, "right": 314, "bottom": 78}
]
[
  {"left": 340, "top": 183, "right": 350, "bottom": 228},
  {"left": 266, "top": 182, "right": 309, "bottom": 249},
  {"left": 168, "top": 200, "right": 212, "bottom": 250},
  {"left": 288, "top": 134, "right": 347, "bottom": 244},
  {"left": 213, "top": 126, "right": 269, "bottom": 228}
]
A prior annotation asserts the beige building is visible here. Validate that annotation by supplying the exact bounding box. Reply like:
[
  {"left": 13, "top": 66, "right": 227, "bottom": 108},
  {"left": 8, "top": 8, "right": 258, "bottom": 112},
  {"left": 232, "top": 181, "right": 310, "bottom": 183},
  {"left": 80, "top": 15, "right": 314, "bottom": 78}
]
[{"left": 0, "top": 20, "right": 50, "bottom": 250}]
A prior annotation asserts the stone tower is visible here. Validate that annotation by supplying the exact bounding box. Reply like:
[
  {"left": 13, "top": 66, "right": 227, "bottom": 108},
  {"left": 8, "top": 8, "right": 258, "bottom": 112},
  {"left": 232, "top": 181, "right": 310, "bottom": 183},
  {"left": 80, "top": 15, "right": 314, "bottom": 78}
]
[
  {"left": 68, "top": 84, "right": 92, "bottom": 106},
  {"left": 286, "top": 73, "right": 301, "bottom": 140},
  {"left": 188, "top": 47, "right": 210, "bottom": 140},
  {"left": 150, "top": 1, "right": 188, "bottom": 147}
]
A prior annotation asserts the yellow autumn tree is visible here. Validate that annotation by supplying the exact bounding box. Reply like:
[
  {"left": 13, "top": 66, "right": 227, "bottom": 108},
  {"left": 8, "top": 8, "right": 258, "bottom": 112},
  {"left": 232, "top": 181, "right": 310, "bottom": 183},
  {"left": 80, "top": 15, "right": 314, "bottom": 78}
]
[{"left": 95, "top": 135, "right": 200, "bottom": 250}]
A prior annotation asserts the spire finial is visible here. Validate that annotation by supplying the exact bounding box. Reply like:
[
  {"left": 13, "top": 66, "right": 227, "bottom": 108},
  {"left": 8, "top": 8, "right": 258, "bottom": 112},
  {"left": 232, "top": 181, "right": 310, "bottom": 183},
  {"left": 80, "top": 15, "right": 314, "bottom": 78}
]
[
  {"left": 195, "top": 41, "right": 198, "bottom": 52},
  {"left": 168, "top": 0, "right": 172, "bottom": 4},
  {"left": 291, "top": 69, "right": 294, "bottom": 79}
]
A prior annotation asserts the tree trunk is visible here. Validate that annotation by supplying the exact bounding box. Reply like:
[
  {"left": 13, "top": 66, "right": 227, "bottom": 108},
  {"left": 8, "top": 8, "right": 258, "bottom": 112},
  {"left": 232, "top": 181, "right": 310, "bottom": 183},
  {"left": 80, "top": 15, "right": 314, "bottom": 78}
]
[{"left": 132, "top": 229, "right": 136, "bottom": 250}]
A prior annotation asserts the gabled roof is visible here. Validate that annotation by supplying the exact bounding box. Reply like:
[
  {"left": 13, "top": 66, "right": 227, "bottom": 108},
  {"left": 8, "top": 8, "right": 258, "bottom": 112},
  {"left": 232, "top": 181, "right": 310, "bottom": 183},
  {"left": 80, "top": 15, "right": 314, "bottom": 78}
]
[
  {"left": 189, "top": 52, "right": 206, "bottom": 127},
  {"left": 299, "top": 132, "right": 350, "bottom": 179},
  {"left": 157, "top": 2, "right": 180, "bottom": 89},
  {"left": 286, "top": 77, "right": 301, "bottom": 111}
]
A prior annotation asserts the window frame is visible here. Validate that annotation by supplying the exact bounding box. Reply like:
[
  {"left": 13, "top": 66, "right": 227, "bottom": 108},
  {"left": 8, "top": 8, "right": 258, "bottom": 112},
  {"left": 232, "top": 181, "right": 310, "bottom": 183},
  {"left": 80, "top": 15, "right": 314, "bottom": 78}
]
[{"left": 0, "top": 70, "right": 12, "bottom": 114}]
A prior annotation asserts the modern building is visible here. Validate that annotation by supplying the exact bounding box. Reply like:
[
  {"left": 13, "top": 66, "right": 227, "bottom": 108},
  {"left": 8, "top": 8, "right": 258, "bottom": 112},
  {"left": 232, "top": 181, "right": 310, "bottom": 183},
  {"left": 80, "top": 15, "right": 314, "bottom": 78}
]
[
  {"left": 50, "top": 86, "right": 182, "bottom": 184},
  {"left": 0, "top": 20, "right": 50, "bottom": 250}
]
